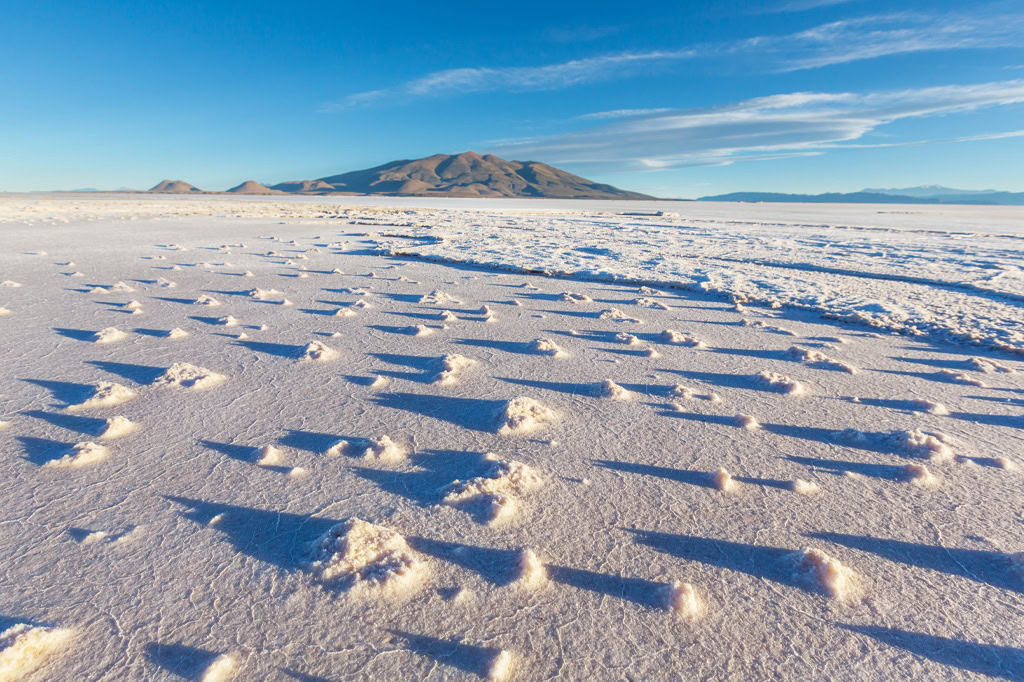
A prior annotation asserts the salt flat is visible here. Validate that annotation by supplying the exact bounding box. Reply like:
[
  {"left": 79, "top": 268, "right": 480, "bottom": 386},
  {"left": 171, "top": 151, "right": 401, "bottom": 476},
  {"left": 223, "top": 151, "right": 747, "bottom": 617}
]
[{"left": 1, "top": 194, "right": 1022, "bottom": 680}]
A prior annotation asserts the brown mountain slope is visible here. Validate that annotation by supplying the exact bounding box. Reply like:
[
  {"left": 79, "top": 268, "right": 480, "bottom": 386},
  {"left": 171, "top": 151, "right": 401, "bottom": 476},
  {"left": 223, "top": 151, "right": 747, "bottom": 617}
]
[
  {"left": 149, "top": 180, "right": 202, "bottom": 193},
  {"left": 269, "top": 179, "right": 335, "bottom": 193},
  {"left": 226, "top": 180, "right": 285, "bottom": 194},
  {"left": 276, "top": 152, "right": 652, "bottom": 199}
]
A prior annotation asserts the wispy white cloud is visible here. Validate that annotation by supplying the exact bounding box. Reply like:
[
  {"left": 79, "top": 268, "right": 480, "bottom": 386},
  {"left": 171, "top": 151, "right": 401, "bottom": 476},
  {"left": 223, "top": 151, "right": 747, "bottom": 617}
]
[
  {"left": 950, "top": 128, "right": 1024, "bottom": 142},
  {"left": 756, "top": 0, "right": 860, "bottom": 14},
  {"left": 489, "top": 80, "right": 1024, "bottom": 169},
  {"left": 576, "top": 108, "right": 673, "bottom": 121},
  {"left": 322, "top": 7, "right": 1024, "bottom": 110},
  {"left": 758, "top": 12, "right": 1024, "bottom": 71},
  {"left": 320, "top": 50, "right": 696, "bottom": 111}
]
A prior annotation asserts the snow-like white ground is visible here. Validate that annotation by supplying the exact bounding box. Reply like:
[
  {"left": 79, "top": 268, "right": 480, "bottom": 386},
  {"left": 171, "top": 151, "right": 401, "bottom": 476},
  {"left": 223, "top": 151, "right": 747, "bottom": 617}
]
[{"left": 1, "top": 194, "right": 1023, "bottom": 680}]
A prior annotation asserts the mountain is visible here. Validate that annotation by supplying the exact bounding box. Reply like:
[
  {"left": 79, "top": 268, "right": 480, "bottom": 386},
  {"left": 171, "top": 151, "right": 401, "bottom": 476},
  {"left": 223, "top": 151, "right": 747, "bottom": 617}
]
[
  {"left": 699, "top": 189, "right": 1024, "bottom": 206},
  {"left": 269, "top": 179, "right": 335, "bottom": 193},
  {"left": 276, "top": 152, "right": 653, "bottom": 199},
  {"left": 861, "top": 185, "right": 998, "bottom": 198},
  {"left": 859, "top": 186, "right": 1024, "bottom": 205},
  {"left": 149, "top": 180, "right": 202, "bottom": 193},
  {"left": 226, "top": 180, "right": 284, "bottom": 194}
]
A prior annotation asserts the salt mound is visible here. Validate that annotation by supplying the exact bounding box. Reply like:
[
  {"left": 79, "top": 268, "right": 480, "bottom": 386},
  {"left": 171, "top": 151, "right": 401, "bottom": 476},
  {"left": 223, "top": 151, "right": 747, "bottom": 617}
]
[
  {"left": 516, "top": 549, "right": 548, "bottom": 589},
  {"left": 663, "top": 581, "right": 701, "bottom": 617},
  {"left": 66, "top": 382, "right": 136, "bottom": 411},
  {"left": 216, "top": 315, "right": 239, "bottom": 327},
  {"left": 968, "top": 357, "right": 1016, "bottom": 374},
  {"left": 361, "top": 436, "right": 407, "bottom": 463},
  {"left": 596, "top": 380, "right": 632, "bottom": 400},
  {"left": 98, "top": 416, "right": 137, "bottom": 440},
  {"left": 599, "top": 308, "right": 641, "bottom": 323},
  {"left": 299, "top": 341, "right": 337, "bottom": 362},
  {"left": 351, "top": 299, "right": 371, "bottom": 309},
  {"left": 0, "top": 623, "right": 74, "bottom": 681},
  {"left": 634, "top": 297, "right": 670, "bottom": 310},
  {"left": 496, "top": 397, "right": 558, "bottom": 435},
  {"left": 0, "top": 307, "right": 10, "bottom": 316},
  {"left": 790, "top": 547, "right": 857, "bottom": 600},
  {"left": 743, "top": 319, "right": 797, "bottom": 336},
  {"left": 755, "top": 371, "right": 805, "bottom": 395},
  {"left": 166, "top": 328, "right": 189, "bottom": 339},
  {"left": 193, "top": 294, "right": 221, "bottom": 306},
  {"left": 616, "top": 332, "right": 640, "bottom": 345},
  {"left": 109, "top": 281, "right": 134, "bottom": 292},
  {"left": 333, "top": 307, "right": 357, "bottom": 318},
  {"left": 437, "top": 310, "right": 458, "bottom": 322},
  {"left": 123, "top": 300, "right": 142, "bottom": 311},
  {"left": 910, "top": 400, "right": 949, "bottom": 415},
  {"left": 152, "top": 362, "right": 226, "bottom": 390},
  {"left": 473, "top": 652, "right": 510, "bottom": 682},
  {"left": 199, "top": 653, "right": 238, "bottom": 682},
  {"left": 247, "top": 288, "right": 282, "bottom": 300},
  {"left": 790, "top": 479, "right": 821, "bottom": 495},
  {"left": 256, "top": 445, "right": 283, "bottom": 466},
  {"left": 711, "top": 468, "right": 735, "bottom": 492},
  {"left": 92, "top": 327, "right": 128, "bottom": 344},
  {"left": 735, "top": 415, "right": 761, "bottom": 430},
  {"left": 788, "top": 346, "right": 858, "bottom": 374},
  {"left": 1, "top": 280, "right": 22, "bottom": 288},
  {"left": 44, "top": 441, "right": 109, "bottom": 468},
  {"left": 433, "top": 354, "right": 476, "bottom": 386},
  {"left": 405, "top": 324, "right": 434, "bottom": 337},
  {"left": 937, "top": 369, "right": 986, "bottom": 387},
  {"left": 659, "top": 330, "right": 705, "bottom": 348},
  {"left": 904, "top": 463, "right": 939, "bottom": 487},
  {"left": 419, "top": 289, "right": 461, "bottom": 305},
  {"left": 559, "top": 292, "right": 591, "bottom": 303},
  {"left": 529, "top": 338, "right": 567, "bottom": 358},
  {"left": 310, "top": 518, "right": 426, "bottom": 595},
  {"left": 443, "top": 453, "right": 544, "bottom": 524},
  {"left": 896, "top": 429, "right": 955, "bottom": 462},
  {"left": 671, "top": 384, "right": 695, "bottom": 399},
  {"left": 155, "top": 277, "right": 176, "bottom": 288}
]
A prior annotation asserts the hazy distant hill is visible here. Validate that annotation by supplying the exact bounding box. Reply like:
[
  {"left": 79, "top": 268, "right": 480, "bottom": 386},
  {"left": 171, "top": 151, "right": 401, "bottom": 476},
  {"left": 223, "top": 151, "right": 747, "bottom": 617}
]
[
  {"left": 699, "top": 188, "right": 1024, "bottom": 206},
  {"left": 278, "top": 152, "right": 653, "bottom": 199},
  {"left": 149, "top": 180, "right": 202, "bottom": 193},
  {"left": 862, "top": 185, "right": 997, "bottom": 198}
]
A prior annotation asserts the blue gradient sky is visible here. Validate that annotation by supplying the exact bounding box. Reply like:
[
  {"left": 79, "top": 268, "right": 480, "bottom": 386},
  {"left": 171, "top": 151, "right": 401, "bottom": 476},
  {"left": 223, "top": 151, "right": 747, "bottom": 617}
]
[{"left": 2, "top": 0, "right": 1023, "bottom": 196}]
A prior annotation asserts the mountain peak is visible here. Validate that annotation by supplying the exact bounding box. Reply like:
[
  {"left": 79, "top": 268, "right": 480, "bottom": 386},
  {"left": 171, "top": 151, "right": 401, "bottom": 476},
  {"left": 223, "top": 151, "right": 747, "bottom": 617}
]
[
  {"left": 226, "top": 180, "right": 282, "bottom": 194},
  {"left": 149, "top": 179, "right": 201, "bottom": 193},
  {"left": 301, "top": 152, "right": 652, "bottom": 199}
]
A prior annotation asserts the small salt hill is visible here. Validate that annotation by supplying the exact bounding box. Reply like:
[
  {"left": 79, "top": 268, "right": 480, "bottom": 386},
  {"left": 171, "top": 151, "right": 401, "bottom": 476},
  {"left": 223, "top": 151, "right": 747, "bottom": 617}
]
[
  {"left": 225, "top": 180, "right": 285, "bottom": 195},
  {"left": 280, "top": 152, "right": 653, "bottom": 199},
  {"left": 148, "top": 180, "right": 202, "bottom": 193}
]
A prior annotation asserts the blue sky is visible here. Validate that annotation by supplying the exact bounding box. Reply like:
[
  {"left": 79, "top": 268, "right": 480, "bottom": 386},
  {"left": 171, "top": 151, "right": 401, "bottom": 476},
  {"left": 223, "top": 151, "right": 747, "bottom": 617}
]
[{"left": 2, "top": 0, "right": 1023, "bottom": 196}]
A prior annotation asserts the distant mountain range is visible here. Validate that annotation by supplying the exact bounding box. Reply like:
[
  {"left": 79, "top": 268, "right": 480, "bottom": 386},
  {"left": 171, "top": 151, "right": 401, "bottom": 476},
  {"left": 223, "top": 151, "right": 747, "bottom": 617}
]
[
  {"left": 699, "top": 186, "right": 1024, "bottom": 206},
  {"left": 146, "top": 152, "right": 653, "bottom": 200}
]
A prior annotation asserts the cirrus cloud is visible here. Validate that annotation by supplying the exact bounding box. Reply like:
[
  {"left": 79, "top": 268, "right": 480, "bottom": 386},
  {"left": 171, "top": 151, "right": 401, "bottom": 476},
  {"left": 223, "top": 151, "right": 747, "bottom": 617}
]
[{"left": 489, "top": 80, "right": 1024, "bottom": 169}]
